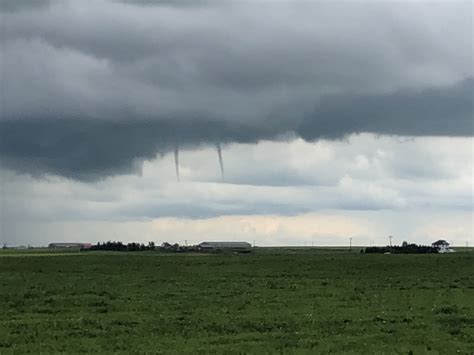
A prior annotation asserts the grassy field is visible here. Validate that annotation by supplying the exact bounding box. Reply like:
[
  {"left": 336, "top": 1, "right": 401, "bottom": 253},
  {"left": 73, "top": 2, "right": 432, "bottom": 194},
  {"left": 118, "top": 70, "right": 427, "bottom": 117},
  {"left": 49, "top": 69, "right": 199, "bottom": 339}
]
[{"left": 0, "top": 248, "right": 473, "bottom": 354}]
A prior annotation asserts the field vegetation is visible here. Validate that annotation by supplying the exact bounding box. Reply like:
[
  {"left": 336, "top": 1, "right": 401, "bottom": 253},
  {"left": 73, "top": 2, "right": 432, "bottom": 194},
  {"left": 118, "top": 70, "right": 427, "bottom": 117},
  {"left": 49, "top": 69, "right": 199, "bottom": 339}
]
[{"left": 0, "top": 248, "right": 473, "bottom": 353}]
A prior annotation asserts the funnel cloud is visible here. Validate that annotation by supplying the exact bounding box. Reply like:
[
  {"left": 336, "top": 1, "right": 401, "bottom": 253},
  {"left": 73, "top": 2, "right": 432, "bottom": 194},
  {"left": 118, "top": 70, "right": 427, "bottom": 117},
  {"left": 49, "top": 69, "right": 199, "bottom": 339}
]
[
  {"left": 174, "top": 146, "right": 180, "bottom": 182},
  {"left": 216, "top": 143, "right": 224, "bottom": 180}
]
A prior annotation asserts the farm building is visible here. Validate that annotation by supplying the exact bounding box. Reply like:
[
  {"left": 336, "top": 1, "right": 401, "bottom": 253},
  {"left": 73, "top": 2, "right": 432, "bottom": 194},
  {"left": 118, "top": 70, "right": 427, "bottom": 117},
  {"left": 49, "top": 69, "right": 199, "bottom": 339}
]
[
  {"left": 48, "top": 243, "right": 92, "bottom": 249},
  {"left": 431, "top": 240, "right": 454, "bottom": 253},
  {"left": 198, "top": 241, "right": 252, "bottom": 252}
]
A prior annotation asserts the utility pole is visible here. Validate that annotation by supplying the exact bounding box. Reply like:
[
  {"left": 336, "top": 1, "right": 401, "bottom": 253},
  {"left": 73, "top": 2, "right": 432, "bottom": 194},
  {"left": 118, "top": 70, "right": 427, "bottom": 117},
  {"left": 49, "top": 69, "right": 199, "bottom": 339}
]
[
  {"left": 349, "top": 237, "right": 352, "bottom": 252},
  {"left": 389, "top": 235, "right": 393, "bottom": 252}
]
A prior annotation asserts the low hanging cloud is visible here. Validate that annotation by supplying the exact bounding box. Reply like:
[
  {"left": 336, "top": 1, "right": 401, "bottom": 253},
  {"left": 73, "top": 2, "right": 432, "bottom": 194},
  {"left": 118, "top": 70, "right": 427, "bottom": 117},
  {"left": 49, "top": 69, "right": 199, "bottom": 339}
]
[{"left": 0, "top": 0, "right": 472, "bottom": 180}]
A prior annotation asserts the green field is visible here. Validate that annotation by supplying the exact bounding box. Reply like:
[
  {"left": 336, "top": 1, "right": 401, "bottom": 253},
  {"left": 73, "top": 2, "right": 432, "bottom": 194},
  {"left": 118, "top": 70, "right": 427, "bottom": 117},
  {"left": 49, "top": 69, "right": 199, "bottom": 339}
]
[{"left": 0, "top": 248, "right": 473, "bottom": 354}]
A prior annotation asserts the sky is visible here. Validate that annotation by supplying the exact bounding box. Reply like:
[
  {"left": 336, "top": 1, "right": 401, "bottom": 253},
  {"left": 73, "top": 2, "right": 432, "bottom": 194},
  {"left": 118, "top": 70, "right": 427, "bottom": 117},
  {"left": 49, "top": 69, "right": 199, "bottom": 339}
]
[{"left": 0, "top": 0, "right": 472, "bottom": 246}]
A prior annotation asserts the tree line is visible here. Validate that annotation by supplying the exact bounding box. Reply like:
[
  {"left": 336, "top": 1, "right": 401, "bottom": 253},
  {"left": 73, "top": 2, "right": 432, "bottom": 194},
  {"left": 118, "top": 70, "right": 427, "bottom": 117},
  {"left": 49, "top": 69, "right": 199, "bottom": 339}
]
[
  {"left": 85, "top": 241, "right": 156, "bottom": 252},
  {"left": 364, "top": 241, "right": 438, "bottom": 254},
  {"left": 82, "top": 241, "right": 196, "bottom": 252}
]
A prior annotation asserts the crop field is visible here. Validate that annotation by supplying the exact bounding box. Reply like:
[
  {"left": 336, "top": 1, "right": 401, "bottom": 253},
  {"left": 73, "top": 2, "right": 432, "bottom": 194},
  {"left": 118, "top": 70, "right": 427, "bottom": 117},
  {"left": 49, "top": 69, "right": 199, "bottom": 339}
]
[{"left": 0, "top": 248, "right": 473, "bottom": 353}]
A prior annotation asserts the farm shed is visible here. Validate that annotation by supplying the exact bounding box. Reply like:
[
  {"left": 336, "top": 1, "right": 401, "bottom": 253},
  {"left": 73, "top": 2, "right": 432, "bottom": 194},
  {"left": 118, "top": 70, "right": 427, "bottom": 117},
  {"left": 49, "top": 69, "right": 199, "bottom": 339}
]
[{"left": 198, "top": 242, "right": 252, "bottom": 252}]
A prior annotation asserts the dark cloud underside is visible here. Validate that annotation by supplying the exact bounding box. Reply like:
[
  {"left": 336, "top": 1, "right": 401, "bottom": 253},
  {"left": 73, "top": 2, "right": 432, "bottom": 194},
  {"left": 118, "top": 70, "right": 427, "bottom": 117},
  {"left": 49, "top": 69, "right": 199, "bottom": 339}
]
[
  {"left": 1, "top": 79, "right": 472, "bottom": 180},
  {"left": 299, "top": 78, "right": 474, "bottom": 140}
]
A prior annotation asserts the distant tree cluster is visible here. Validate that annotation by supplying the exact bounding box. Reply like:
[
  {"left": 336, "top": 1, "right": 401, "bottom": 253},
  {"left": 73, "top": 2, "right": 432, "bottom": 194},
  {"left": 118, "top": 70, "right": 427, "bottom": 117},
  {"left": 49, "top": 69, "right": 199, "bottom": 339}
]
[
  {"left": 364, "top": 241, "right": 438, "bottom": 254},
  {"left": 86, "top": 241, "right": 155, "bottom": 252},
  {"left": 83, "top": 241, "right": 198, "bottom": 252},
  {"left": 158, "top": 242, "right": 197, "bottom": 252}
]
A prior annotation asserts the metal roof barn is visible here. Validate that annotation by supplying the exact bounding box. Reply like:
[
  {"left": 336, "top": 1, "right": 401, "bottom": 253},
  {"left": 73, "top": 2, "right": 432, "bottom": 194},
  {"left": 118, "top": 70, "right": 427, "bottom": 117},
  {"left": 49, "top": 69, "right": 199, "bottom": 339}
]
[{"left": 198, "top": 242, "right": 252, "bottom": 250}]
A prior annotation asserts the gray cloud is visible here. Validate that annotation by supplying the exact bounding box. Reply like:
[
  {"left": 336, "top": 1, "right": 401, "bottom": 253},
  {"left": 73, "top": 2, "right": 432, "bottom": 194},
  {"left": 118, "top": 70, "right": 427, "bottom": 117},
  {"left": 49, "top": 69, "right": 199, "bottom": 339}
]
[
  {"left": 115, "top": 0, "right": 213, "bottom": 8},
  {"left": 0, "top": 0, "right": 472, "bottom": 179},
  {"left": 298, "top": 78, "right": 474, "bottom": 140},
  {"left": 0, "top": 0, "right": 51, "bottom": 13}
]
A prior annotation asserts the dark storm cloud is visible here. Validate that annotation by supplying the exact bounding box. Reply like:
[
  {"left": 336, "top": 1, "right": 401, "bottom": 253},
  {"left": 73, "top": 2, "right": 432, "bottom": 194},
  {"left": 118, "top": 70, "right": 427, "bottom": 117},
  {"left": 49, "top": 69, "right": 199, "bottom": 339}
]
[
  {"left": 0, "top": 0, "right": 472, "bottom": 179},
  {"left": 0, "top": 119, "right": 276, "bottom": 180},
  {"left": 298, "top": 78, "right": 474, "bottom": 140},
  {"left": 1, "top": 79, "right": 472, "bottom": 180}
]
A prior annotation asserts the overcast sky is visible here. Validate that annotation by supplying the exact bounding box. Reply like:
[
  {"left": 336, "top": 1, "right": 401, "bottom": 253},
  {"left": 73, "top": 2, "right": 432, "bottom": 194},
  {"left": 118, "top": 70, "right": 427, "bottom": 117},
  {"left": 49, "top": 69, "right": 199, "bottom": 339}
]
[{"left": 0, "top": 0, "right": 472, "bottom": 246}]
